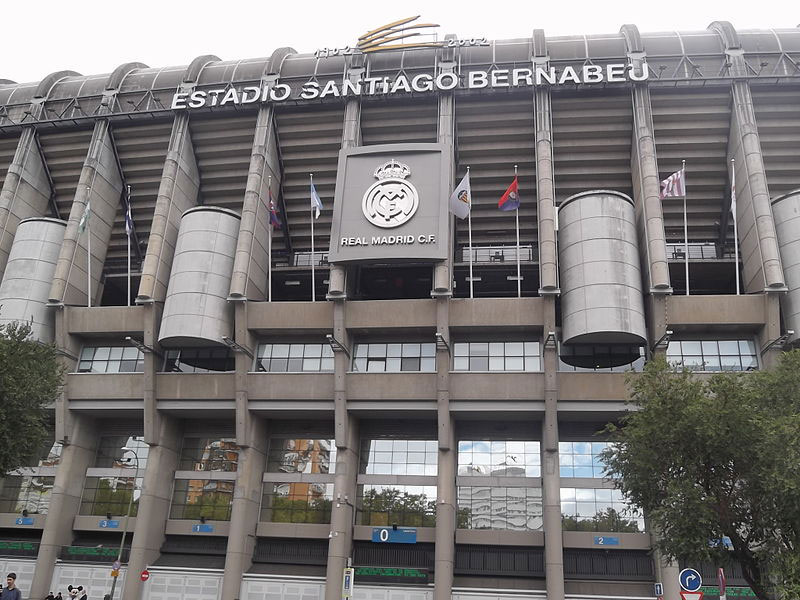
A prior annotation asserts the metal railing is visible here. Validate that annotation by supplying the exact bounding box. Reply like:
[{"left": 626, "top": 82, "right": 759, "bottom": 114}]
[
  {"left": 666, "top": 243, "right": 736, "bottom": 261},
  {"left": 460, "top": 245, "right": 537, "bottom": 264}
]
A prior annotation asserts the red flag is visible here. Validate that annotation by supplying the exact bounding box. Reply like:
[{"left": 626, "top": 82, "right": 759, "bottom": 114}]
[
  {"left": 498, "top": 176, "right": 520, "bottom": 211},
  {"left": 268, "top": 188, "right": 282, "bottom": 229}
]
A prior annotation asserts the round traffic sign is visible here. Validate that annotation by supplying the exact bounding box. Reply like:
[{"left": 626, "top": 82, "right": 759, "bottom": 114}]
[
  {"left": 140, "top": 570, "right": 150, "bottom": 582},
  {"left": 679, "top": 568, "right": 702, "bottom": 592}
]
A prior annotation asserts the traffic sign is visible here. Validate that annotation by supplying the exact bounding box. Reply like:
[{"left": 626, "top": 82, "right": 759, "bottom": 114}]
[
  {"left": 140, "top": 570, "right": 150, "bottom": 582},
  {"left": 680, "top": 592, "right": 703, "bottom": 600},
  {"left": 680, "top": 568, "right": 702, "bottom": 592},
  {"left": 654, "top": 583, "right": 664, "bottom": 596}
]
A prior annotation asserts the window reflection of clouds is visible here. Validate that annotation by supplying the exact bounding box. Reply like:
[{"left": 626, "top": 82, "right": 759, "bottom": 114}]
[
  {"left": 458, "top": 440, "right": 541, "bottom": 477},
  {"left": 360, "top": 439, "right": 438, "bottom": 476}
]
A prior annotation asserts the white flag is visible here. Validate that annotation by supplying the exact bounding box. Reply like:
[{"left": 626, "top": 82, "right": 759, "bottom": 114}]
[
  {"left": 659, "top": 168, "right": 686, "bottom": 199},
  {"left": 448, "top": 173, "right": 471, "bottom": 220},
  {"left": 310, "top": 182, "right": 323, "bottom": 220},
  {"left": 78, "top": 199, "right": 91, "bottom": 233}
]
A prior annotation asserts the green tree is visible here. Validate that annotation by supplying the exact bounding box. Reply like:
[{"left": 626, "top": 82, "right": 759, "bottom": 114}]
[
  {"left": 561, "top": 508, "right": 641, "bottom": 533},
  {"left": 0, "top": 321, "right": 63, "bottom": 476},
  {"left": 601, "top": 353, "right": 800, "bottom": 600},
  {"left": 359, "top": 488, "right": 436, "bottom": 527}
]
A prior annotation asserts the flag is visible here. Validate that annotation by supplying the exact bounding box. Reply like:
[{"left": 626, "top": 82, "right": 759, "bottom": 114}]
[
  {"left": 78, "top": 199, "right": 91, "bottom": 233},
  {"left": 659, "top": 168, "right": 686, "bottom": 199},
  {"left": 310, "top": 182, "right": 323, "bottom": 219},
  {"left": 268, "top": 188, "right": 282, "bottom": 229},
  {"left": 448, "top": 172, "right": 471, "bottom": 220},
  {"left": 498, "top": 176, "right": 520, "bottom": 211},
  {"left": 124, "top": 195, "right": 133, "bottom": 237},
  {"left": 730, "top": 173, "right": 737, "bottom": 218}
]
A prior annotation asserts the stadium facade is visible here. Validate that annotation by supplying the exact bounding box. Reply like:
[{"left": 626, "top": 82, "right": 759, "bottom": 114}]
[{"left": 0, "top": 19, "right": 799, "bottom": 600}]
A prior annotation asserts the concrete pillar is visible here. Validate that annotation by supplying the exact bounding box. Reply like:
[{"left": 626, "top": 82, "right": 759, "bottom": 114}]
[
  {"left": 621, "top": 24, "right": 672, "bottom": 295},
  {"left": 541, "top": 294, "right": 564, "bottom": 600},
  {"left": 327, "top": 57, "right": 363, "bottom": 300},
  {"left": 324, "top": 410, "right": 358, "bottom": 600},
  {"left": 324, "top": 300, "right": 357, "bottom": 600},
  {"left": 223, "top": 421, "right": 267, "bottom": 600},
  {"left": 434, "top": 298, "right": 455, "bottom": 600},
  {"left": 121, "top": 416, "right": 181, "bottom": 600},
  {"left": 708, "top": 22, "right": 785, "bottom": 294},
  {"left": 30, "top": 416, "right": 98, "bottom": 600},
  {"left": 137, "top": 113, "right": 199, "bottom": 303},
  {"left": 0, "top": 129, "right": 52, "bottom": 282},
  {"left": 48, "top": 120, "right": 123, "bottom": 306},
  {"left": 532, "top": 30, "right": 558, "bottom": 295},
  {"left": 229, "top": 105, "right": 281, "bottom": 301}
]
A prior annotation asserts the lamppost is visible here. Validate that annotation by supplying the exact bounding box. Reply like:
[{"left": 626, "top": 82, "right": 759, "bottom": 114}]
[{"left": 107, "top": 445, "right": 139, "bottom": 600}]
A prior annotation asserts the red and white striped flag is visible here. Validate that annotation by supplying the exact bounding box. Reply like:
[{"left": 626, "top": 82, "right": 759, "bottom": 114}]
[{"left": 660, "top": 168, "right": 686, "bottom": 199}]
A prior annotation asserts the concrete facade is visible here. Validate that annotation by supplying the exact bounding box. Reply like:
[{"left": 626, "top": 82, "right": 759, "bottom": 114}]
[{"left": 0, "top": 20, "right": 798, "bottom": 600}]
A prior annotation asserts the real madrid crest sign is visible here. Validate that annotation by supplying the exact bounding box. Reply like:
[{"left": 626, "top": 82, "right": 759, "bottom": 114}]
[
  {"left": 362, "top": 160, "right": 419, "bottom": 228},
  {"left": 328, "top": 142, "right": 451, "bottom": 263}
]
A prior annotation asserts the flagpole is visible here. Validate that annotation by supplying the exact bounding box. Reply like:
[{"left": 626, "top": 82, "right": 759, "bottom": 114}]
[
  {"left": 731, "top": 159, "right": 740, "bottom": 295},
  {"left": 310, "top": 173, "right": 316, "bottom": 303},
  {"left": 126, "top": 185, "right": 131, "bottom": 307},
  {"left": 514, "top": 165, "right": 521, "bottom": 298},
  {"left": 467, "top": 166, "right": 474, "bottom": 299},
  {"left": 268, "top": 175, "right": 273, "bottom": 303},
  {"left": 682, "top": 159, "right": 689, "bottom": 296},
  {"left": 87, "top": 188, "right": 92, "bottom": 308}
]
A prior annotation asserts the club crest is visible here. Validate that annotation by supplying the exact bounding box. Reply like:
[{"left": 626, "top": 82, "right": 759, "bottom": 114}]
[{"left": 362, "top": 160, "right": 419, "bottom": 228}]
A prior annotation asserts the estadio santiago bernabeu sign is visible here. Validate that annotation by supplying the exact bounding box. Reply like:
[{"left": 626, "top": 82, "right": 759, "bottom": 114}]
[
  {"left": 171, "top": 63, "right": 647, "bottom": 110},
  {"left": 327, "top": 143, "right": 451, "bottom": 263}
]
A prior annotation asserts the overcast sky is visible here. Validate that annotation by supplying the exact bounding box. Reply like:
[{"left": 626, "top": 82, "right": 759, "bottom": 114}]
[{"left": 1, "top": 0, "right": 796, "bottom": 84}]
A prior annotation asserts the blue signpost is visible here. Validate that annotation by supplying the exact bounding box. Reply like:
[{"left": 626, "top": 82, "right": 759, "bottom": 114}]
[
  {"left": 371, "top": 527, "right": 417, "bottom": 544},
  {"left": 593, "top": 536, "right": 620, "bottom": 546},
  {"left": 15, "top": 517, "right": 34, "bottom": 526},
  {"left": 192, "top": 524, "right": 215, "bottom": 533},
  {"left": 680, "top": 568, "right": 703, "bottom": 592}
]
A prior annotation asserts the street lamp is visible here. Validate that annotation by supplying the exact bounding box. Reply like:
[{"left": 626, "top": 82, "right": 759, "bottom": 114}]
[{"left": 107, "top": 445, "right": 140, "bottom": 600}]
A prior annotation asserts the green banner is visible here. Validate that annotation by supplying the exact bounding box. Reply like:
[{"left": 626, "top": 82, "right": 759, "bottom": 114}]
[
  {"left": 700, "top": 586, "right": 756, "bottom": 599},
  {"left": 354, "top": 566, "right": 429, "bottom": 584},
  {"left": 65, "top": 546, "right": 119, "bottom": 558},
  {"left": 0, "top": 541, "right": 36, "bottom": 551}
]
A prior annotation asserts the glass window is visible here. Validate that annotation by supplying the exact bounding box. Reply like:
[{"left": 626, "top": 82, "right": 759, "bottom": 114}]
[
  {"left": 79, "top": 476, "right": 142, "bottom": 517},
  {"left": 359, "top": 439, "right": 437, "bottom": 476},
  {"left": 0, "top": 476, "right": 55, "bottom": 514},
  {"left": 560, "top": 487, "right": 644, "bottom": 532},
  {"left": 162, "top": 348, "right": 234, "bottom": 373},
  {"left": 353, "top": 343, "right": 436, "bottom": 372},
  {"left": 77, "top": 346, "right": 144, "bottom": 373},
  {"left": 93, "top": 436, "right": 149, "bottom": 469},
  {"left": 260, "top": 482, "right": 333, "bottom": 523},
  {"left": 458, "top": 440, "right": 540, "bottom": 477},
  {"left": 453, "top": 342, "right": 541, "bottom": 372},
  {"left": 255, "top": 343, "right": 333, "bottom": 372},
  {"left": 169, "top": 479, "right": 234, "bottom": 521},
  {"left": 357, "top": 484, "right": 437, "bottom": 527},
  {"left": 457, "top": 486, "right": 542, "bottom": 531},
  {"left": 666, "top": 339, "right": 758, "bottom": 372},
  {"left": 559, "top": 344, "right": 645, "bottom": 372},
  {"left": 559, "top": 441, "right": 611, "bottom": 478},
  {"left": 179, "top": 438, "right": 239, "bottom": 472},
  {"left": 266, "top": 438, "right": 336, "bottom": 474}
]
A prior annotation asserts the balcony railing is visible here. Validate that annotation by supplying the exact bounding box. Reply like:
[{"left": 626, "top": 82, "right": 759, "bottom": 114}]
[
  {"left": 666, "top": 243, "right": 736, "bottom": 261},
  {"left": 460, "top": 245, "right": 537, "bottom": 264}
]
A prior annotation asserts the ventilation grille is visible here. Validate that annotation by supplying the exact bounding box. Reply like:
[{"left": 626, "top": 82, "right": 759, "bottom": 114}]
[
  {"left": 253, "top": 537, "right": 328, "bottom": 565},
  {"left": 454, "top": 543, "right": 544, "bottom": 577},
  {"left": 455, "top": 94, "right": 536, "bottom": 247},
  {"left": 161, "top": 535, "right": 228, "bottom": 556},
  {"left": 752, "top": 85, "right": 800, "bottom": 199},
  {"left": 563, "top": 549, "right": 653, "bottom": 580},
  {"left": 651, "top": 88, "right": 731, "bottom": 242},
  {"left": 552, "top": 90, "right": 632, "bottom": 204},
  {"left": 353, "top": 541, "right": 434, "bottom": 569}
]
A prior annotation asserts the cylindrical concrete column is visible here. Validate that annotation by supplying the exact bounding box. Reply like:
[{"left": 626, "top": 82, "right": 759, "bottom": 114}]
[
  {"left": 771, "top": 189, "right": 800, "bottom": 343},
  {"left": 158, "top": 206, "right": 240, "bottom": 346},
  {"left": 0, "top": 217, "right": 66, "bottom": 342},
  {"left": 30, "top": 417, "right": 98, "bottom": 600},
  {"left": 558, "top": 190, "right": 646, "bottom": 345}
]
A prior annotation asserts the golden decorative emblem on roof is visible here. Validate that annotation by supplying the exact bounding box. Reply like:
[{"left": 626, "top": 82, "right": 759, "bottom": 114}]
[{"left": 356, "top": 15, "right": 443, "bottom": 54}]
